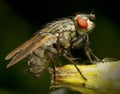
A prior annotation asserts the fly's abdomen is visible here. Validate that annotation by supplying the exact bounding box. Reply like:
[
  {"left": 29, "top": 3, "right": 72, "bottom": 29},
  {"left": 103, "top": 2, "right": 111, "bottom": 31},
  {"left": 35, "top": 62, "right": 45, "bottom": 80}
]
[{"left": 28, "top": 47, "right": 50, "bottom": 77}]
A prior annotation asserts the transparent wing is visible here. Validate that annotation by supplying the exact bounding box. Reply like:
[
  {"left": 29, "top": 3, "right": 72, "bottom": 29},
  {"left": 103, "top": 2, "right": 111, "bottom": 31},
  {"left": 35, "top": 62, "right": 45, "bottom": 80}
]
[
  {"left": 5, "top": 34, "right": 40, "bottom": 60},
  {"left": 5, "top": 34, "right": 55, "bottom": 68}
]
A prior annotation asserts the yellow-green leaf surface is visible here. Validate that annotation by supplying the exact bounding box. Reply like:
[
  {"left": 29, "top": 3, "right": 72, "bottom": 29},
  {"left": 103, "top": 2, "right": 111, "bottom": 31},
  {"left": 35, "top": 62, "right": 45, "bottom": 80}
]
[{"left": 49, "top": 60, "right": 120, "bottom": 94}]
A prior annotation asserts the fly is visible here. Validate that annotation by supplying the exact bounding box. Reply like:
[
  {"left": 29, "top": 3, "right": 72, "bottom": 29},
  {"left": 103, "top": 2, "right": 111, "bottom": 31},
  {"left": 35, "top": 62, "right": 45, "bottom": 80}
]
[{"left": 5, "top": 13, "right": 99, "bottom": 79}]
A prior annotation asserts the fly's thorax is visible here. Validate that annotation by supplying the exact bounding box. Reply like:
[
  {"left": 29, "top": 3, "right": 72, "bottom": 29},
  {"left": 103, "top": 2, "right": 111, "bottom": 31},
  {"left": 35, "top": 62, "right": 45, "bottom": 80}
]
[
  {"left": 39, "top": 18, "right": 77, "bottom": 49},
  {"left": 56, "top": 30, "right": 76, "bottom": 49},
  {"left": 40, "top": 19, "right": 75, "bottom": 34}
]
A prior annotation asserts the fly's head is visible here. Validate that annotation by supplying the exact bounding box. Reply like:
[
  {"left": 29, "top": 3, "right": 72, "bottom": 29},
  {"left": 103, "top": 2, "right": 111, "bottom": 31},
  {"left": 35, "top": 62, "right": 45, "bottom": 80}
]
[{"left": 74, "top": 14, "right": 95, "bottom": 35}]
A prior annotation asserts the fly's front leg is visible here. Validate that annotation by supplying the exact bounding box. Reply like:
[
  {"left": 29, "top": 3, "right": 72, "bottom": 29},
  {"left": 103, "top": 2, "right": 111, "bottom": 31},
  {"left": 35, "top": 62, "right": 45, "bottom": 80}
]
[
  {"left": 64, "top": 51, "right": 87, "bottom": 80},
  {"left": 85, "top": 35, "right": 101, "bottom": 63}
]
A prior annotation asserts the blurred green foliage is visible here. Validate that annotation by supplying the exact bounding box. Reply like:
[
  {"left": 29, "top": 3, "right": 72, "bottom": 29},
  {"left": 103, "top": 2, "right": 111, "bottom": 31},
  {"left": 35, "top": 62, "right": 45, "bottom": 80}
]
[{"left": 0, "top": 0, "right": 120, "bottom": 94}]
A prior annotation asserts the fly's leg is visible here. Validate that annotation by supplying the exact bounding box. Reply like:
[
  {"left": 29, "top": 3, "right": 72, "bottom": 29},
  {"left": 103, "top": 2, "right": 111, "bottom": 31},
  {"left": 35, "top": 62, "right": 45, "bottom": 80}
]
[
  {"left": 72, "top": 61, "right": 87, "bottom": 80},
  {"left": 45, "top": 48, "right": 58, "bottom": 81},
  {"left": 85, "top": 35, "right": 101, "bottom": 63},
  {"left": 52, "top": 56, "right": 63, "bottom": 81},
  {"left": 52, "top": 61, "right": 56, "bottom": 81},
  {"left": 89, "top": 49, "right": 101, "bottom": 62},
  {"left": 85, "top": 47, "right": 100, "bottom": 63},
  {"left": 64, "top": 51, "right": 87, "bottom": 81}
]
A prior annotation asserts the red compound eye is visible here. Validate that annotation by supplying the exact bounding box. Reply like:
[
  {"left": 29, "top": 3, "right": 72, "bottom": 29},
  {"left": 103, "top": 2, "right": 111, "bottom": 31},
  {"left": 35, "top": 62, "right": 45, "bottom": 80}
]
[{"left": 77, "top": 18, "right": 88, "bottom": 29}]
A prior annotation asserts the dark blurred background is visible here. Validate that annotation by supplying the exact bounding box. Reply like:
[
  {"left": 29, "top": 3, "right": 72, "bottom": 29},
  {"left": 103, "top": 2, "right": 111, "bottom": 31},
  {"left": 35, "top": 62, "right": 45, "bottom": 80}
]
[{"left": 0, "top": 0, "right": 120, "bottom": 94}]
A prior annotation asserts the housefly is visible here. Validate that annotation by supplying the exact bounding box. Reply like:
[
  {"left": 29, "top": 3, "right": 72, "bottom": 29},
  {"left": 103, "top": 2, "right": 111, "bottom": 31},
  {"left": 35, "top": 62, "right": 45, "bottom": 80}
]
[{"left": 5, "top": 13, "right": 99, "bottom": 79}]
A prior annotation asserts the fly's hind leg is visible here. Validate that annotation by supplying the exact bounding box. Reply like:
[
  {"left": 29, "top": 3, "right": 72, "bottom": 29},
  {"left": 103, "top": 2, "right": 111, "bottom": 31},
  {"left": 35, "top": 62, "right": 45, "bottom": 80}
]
[{"left": 52, "top": 61, "right": 56, "bottom": 81}]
